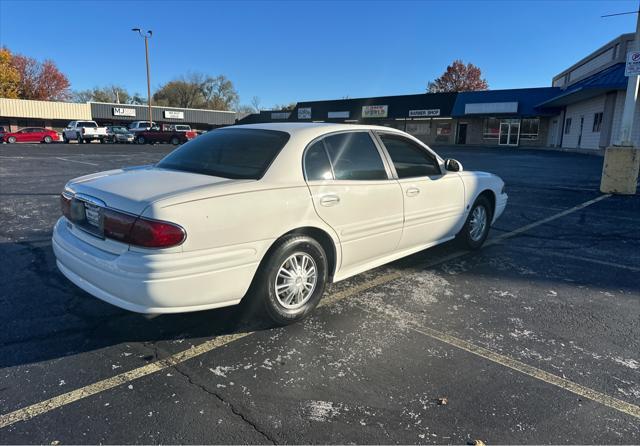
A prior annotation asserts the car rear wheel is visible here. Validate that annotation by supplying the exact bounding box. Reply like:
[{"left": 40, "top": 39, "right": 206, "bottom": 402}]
[
  {"left": 76, "top": 133, "right": 83, "bottom": 144},
  {"left": 137, "top": 136, "right": 146, "bottom": 145},
  {"left": 458, "top": 195, "right": 492, "bottom": 250},
  {"left": 170, "top": 136, "right": 180, "bottom": 145},
  {"left": 43, "top": 136, "right": 52, "bottom": 144},
  {"left": 7, "top": 136, "right": 16, "bottom": 144},
  {"left": 247, "top": 235, "right": 328, "bottom": 325}
]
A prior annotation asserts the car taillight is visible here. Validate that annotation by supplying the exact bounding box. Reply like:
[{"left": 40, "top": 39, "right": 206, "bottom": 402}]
[
  {"left": 61, "top": 195, "right": 185, "bottom": 249},
  {"left": 60, "top": 194, "right": 72, "bottom": 219},
  {"left": 128, "top": 218, "right": 186, "bottom": 248}
]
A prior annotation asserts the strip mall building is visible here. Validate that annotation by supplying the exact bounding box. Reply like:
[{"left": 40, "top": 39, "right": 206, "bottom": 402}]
[
  {"left": 239, "top": 33, "right": 635, "bottom": 152},
  {"left": 0, "top": 33, "right": 636, "bottom": 152}
]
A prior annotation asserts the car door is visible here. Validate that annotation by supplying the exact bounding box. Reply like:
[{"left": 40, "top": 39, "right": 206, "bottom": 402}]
[
  {"left": 304, "top": 131, "right": 404, "bottom": 271},
  {"left": 31, "top": 128, "right": 46, "bottom": 142},
  {"left": 19, "top": 129, "right": 36, "bottom": 142},
  {"left": 375, "top": 132, "right": 465, "bottom": 250}
]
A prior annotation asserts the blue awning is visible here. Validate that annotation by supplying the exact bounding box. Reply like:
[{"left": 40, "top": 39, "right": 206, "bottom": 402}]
[{"left": 537, "top": 63, "right": 626, "bottom": 108}]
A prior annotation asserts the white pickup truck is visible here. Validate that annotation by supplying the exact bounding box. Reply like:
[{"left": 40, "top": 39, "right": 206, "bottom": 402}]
[{"left": 63, "top": 121, "right": 108, "bottom": 144}]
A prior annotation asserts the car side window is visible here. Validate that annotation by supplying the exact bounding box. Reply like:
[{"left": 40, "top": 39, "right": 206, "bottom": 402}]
[
  {"left": 304, "top": 141, "right": 334, "bottom": 181},
  {"left": 379, "top": 133, "right": 441, "bottom": 178},
  {"left": 322, "top": 132, "right": 388, "bottom": 181}
]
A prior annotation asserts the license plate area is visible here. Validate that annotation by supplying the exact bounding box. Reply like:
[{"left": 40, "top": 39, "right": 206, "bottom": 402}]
[{"left": 70, "top": 196, "right": 105, "bottom": 238}]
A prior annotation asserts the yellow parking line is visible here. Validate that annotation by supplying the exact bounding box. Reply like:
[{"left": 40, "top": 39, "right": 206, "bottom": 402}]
[
  {"left": 0, "top": 332, "right": 250, "bottom": 429},
  {"left": 1, "top": 193, "right": 623, "bottom": 429},
  {"left": 354, "top": 302, "right": 640, "bottom": 420}
]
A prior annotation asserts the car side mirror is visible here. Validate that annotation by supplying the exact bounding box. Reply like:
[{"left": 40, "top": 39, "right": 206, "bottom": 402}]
[{"left": 444, "top": 158, "right": 462, "bottom": 172}]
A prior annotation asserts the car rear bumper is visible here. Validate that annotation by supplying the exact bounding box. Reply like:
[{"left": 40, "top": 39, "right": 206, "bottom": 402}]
[{"left": 52, "top": 218, "right": 262, "bottom": 313}]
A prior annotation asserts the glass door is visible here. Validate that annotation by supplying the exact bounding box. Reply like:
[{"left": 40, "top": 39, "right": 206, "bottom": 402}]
[
  {"left": 499, "top": 122, "right": 510, "bottom": 145},
  {"left": 499, "top": 119, "right": 520, "bottom": 146}
]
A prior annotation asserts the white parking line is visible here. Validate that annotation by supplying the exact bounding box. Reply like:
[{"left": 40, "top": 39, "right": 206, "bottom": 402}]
[
  {"left": 1, "top": 193, "right": 625, "bottom": 430},
  {"left": 54, "top": 157, "right": 99, "bottom": 166}
]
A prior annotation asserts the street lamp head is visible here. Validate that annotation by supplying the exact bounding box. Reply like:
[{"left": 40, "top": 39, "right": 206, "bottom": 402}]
[{"left": 131, "top": 27, "right": 140, "bottom": 32}]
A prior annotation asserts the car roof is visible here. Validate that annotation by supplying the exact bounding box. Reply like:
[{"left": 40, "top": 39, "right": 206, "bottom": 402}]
[{"left": 226, "top": 122, "right": 406, "bottom": 140}]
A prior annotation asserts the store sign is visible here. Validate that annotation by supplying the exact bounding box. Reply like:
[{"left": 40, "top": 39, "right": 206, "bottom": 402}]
[
  {"left": 112, "top": 107, "right": 136, "bottom": 117},
  {"left": 465, "top": 102, "right": 518, "bottom": 114},
  {"left": 362, "top": 105, "right": 388, "bottom": 118},
  {"left": 298, "top": 107, "right": 312, "bottom": 119},
  {"left": 328, "top": 111, "right": 350, "bottom": 119},
  {"left": 625, "top": 51, "right": 640, "bottom": 76},
  {"left": 408, "top": 109, "right": 440, "bottom": 117},
  {"left": 164, "top": 110, "right": 184, "bottom": 119},
  {"left": 271, "top": 112, "right": 290, "bottom": 120}
]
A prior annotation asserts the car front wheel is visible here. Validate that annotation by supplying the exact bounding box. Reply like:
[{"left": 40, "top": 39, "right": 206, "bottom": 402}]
[
  {"left": 248, "top": 235, "right": 328, "bottom": 325},
  {"left": 43, "top": 136, "right": 52, "bottom": 143},
  {"left": 7, "top": 136, "right": 16, "bottom": 144},
  {"left": 458, "top": 195, "right": 492, "bottom": 250},
  {"left": 137, "top": 136, "right": 146, "bottom": 145}
]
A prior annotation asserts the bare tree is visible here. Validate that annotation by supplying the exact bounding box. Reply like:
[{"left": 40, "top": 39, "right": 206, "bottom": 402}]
[{"left": 251, "top": 96, "right": 262, "bottom": 112}]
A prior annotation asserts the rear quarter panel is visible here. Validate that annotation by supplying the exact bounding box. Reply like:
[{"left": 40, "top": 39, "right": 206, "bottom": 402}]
[{"left": 139, "top": 185, "right": 341, "bottom": 271}]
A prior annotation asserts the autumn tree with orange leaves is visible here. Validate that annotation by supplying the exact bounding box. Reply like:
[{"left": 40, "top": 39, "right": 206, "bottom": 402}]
[
  {"left": 427, "top": 60, "right": 489, "bottom": 93},
  {"left": 0, "top": 48, "right": 71, "bottom": 101}
]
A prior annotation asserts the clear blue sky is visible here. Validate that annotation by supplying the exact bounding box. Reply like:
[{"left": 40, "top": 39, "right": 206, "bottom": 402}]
[{"left": 0, "top": 0, "right": 636, "bottom": 108}]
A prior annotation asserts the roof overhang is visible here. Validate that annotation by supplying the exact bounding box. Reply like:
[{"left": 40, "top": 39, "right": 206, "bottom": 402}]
[{"left": 537, "top": 87, "right": 622, "bottom": 108}]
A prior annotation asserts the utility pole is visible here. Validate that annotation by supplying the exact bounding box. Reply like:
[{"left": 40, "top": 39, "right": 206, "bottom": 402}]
[
  {"left": 132, "top": 28, "right": 153, "bottom": 128},
  {"left": 600, "top": 6, "right": 640, "bottom": 194}
]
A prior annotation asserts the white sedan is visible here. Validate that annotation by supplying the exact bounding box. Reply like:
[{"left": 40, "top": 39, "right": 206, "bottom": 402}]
[{"left": 53, "top": 123, "right": 507, "bottom": 324}]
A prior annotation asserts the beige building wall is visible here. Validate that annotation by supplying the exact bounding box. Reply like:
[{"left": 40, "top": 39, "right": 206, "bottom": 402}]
[{"left": 0, "top": 98, "right": 91, "bottom": 121}]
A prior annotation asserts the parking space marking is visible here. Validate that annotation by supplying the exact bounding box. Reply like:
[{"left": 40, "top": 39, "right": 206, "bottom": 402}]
[
  {"left": 507, "top": 245, "right": 640, "bottom": 272},
  {"left": 485, "top": 194, "right": 611, "bottom": 247},
  {"left": 352, "top": 301, "right": 640, "bottom": 420},
  {"left": 0, "top": 193, "right": 616, "bottom": 429},
  {"left": 0, "top": 332, "right": 251, "bottom": 429},
  {"left": 54, "top": 157, "right": 99, "bottom": 166}
]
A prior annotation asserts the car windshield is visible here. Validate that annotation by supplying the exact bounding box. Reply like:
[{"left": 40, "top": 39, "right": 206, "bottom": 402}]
[{"left": 157, "top": 128, "right": 290, "bottom": 180}]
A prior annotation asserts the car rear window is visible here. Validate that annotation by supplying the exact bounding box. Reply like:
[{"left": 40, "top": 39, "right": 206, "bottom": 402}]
[
  {"left": 157, "top": 128, "right": 290, "bottom": 180},
  {"left": 78, "top": 122, "right": 97, "bottom": 128}
]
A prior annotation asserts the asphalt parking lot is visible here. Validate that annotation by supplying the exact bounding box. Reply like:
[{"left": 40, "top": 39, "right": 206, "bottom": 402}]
[{"left": 0, "top": 142, "right": 639, "bottom": 444}]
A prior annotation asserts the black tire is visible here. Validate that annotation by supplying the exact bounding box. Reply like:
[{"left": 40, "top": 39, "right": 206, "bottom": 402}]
[
  {"left": 76, "top": 133, "right": 83, "bottom": 144},
  {"left": 247, "top": 235, "right": 328, "bottom": 325},
  {"left": 7, "top": 136, "right": 16, "bottom": 144},
  {"left": 99, "top": 138, "right": 105, "bottom": 144},
  {"left": 137, "top": 136, "right": 146, "bottom": 145},
  {"left": 458, "top": 195, "right": 493, "bottom": 250},
  {"left": 170, "top": 136, "right": 180, "bottom": 145},
  {"left": 63, "top": 134, "right": 69, "bottom": 144},
  {"left": 43, "top": 136, "right": 52, "bottom": 144}
]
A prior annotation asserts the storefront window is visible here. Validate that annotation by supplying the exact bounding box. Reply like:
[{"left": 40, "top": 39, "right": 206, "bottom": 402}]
[
  {"left": 435, "top": 122, "right": 451, "bottom": 142},
  {"left": 520, "top": 118, "right": 539, "bottom": 140},
  {"left": 406, "top": 122, "right": 430, "bottom": 136},
  {"left": 483, "top": 118, "right": 500, "bottom": 139}
]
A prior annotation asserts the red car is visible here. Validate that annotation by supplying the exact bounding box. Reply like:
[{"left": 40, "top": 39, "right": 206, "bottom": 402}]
[{"left": 3, "top": 127, "right": 60, "bottom": 144}]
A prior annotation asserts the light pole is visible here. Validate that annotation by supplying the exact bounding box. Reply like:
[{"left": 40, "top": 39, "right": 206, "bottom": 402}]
[{"left": 132, "top": 28, "right": 153, "bottom": 128}]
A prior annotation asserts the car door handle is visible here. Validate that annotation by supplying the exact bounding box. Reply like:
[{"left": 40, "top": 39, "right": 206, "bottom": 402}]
[
  {"left": 320, "top": 194, "right": 340, "bottom": 206},
  {"left": 406, "top": 187, "right": 420, "bottom": 197}
]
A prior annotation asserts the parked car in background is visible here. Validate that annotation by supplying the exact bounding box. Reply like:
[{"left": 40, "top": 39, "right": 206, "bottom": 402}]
[
  {"left": 105, "top": 126, "right": 135, "bottom": 144},
  {"left": 128, "top": 121, "right": 157, "bottom": 133},
  {"left": 134, "top": 124, "right": 196, "bottom": 145},
  {"left": 0, "top": 126, "right": 7, "bottom": 142},
  {"left": 52, "top": 123, "right": 507, "bottom": 323},
  {"left": 3, "top": 127, "right": 61, "bottom": 144},
  {"left": 63, "top": 121, "right": 108, "bottom": 144}
]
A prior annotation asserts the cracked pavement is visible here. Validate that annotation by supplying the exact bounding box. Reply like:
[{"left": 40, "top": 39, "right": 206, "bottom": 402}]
[{"left": 0, "top": 143, "right": 638, "bottom": 444}]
